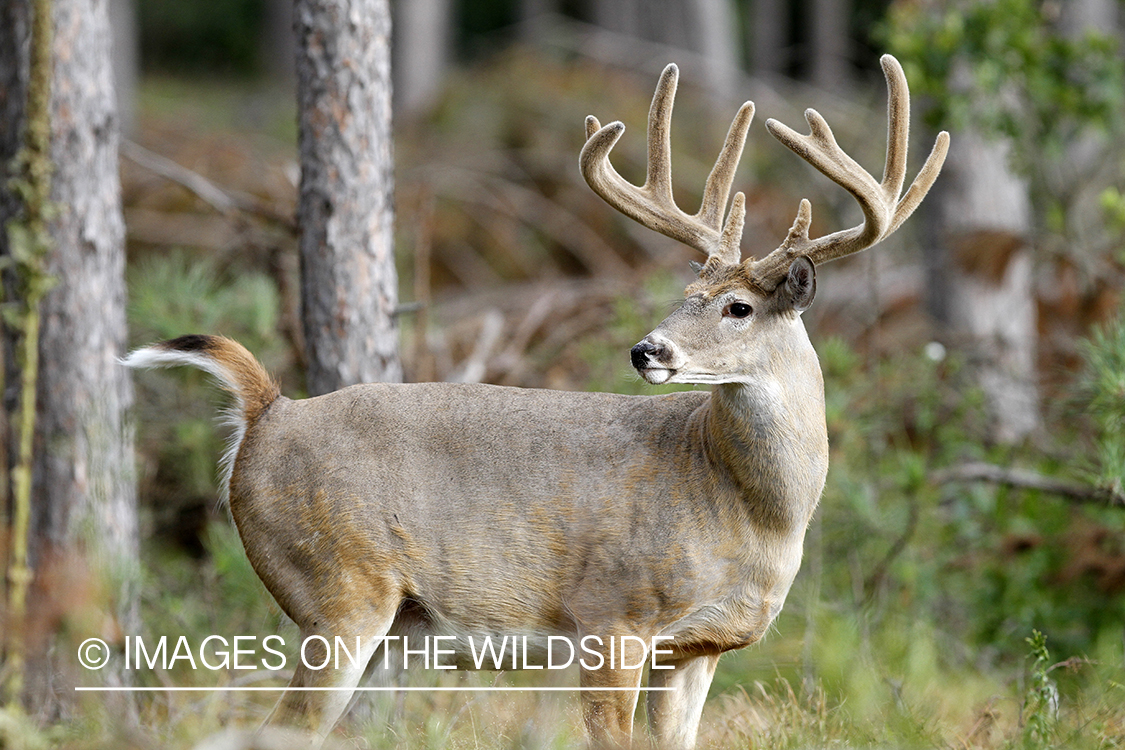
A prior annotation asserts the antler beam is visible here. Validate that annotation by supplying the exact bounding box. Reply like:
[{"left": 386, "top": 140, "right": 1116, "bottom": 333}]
[
  {"left": 750, "top": 54, "right": 950, "bottom": 286},
  {"left": 580, "top": 64, "right": 754, "bottom": 267}
]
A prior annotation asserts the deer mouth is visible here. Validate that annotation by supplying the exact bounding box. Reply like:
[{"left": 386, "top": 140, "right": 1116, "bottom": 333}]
[{"left": 637, "top": 367, "right": 674, "bottom": 385}]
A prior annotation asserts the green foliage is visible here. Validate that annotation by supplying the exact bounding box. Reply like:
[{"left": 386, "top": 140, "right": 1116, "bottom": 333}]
[
  {"left": 884, "top": 0, "right": 1125, "bottom": 162},
  {"left": 144, "top": 522, "right": 285, "bottom": 651},
  {"left": 1102, "top": 187, "right": 1125, "bottom": 239},
  {"left": 1079, "top": 308, "right": 1125, "bottom": 497},
  {"left": 1021, "top": 630, "right": 1058, "bottom": 748},
  {"left": 883, "top": 0, "right": 1125, "bottom": 255},
  {"left": 702, "top": 325, "right": 1125, "bottom": 748},
  {"left": 761, "top": 329, "right": 1125, "bottom": 688},
  {"left": 129, "top": 250, "right": 280, "bottom": 347},
  {"left": 0, "top": 704, "right": 62, "bottom": 749},
  {"left": 136, "top": 75, "right": 297, "bottom": 144}
]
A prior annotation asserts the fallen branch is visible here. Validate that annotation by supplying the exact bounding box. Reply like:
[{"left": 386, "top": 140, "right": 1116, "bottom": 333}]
[
  {"left": 120, "top": 140, "right": 296, "bottom": 230},
  {"left": 932, "top": 462, "right": 1125, "bottom": 507}
]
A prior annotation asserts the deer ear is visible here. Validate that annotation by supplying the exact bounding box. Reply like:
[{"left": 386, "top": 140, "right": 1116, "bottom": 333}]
[{"left": 785, "top": 256, "right": 816, "bottom": 312}]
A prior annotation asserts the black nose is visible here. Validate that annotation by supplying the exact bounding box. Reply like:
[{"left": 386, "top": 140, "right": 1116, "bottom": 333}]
[{"left": 631, "top": 341, "right": 665, "bottom": 369}]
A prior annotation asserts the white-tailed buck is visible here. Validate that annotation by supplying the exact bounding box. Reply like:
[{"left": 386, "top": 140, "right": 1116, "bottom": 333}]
[{"left": 125, "top": 55, "right": 947, "bottom": 748}]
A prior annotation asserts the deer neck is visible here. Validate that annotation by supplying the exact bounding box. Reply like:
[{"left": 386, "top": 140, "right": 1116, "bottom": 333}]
[{"left": 700, "top": 333, "right": 828, "bottom": 532}]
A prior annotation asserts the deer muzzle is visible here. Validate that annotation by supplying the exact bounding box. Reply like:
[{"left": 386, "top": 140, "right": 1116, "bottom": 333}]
[{"left": 631, "top": 338, "right": 675, "bottom": 384}]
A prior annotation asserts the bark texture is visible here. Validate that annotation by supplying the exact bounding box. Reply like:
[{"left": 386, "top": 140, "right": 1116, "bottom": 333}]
[
  {"left": 0, "top": 0, "right": 138, "bottom": 717},
  {"left": 295, "top": 0, "right": 402, "bottom": 395}
]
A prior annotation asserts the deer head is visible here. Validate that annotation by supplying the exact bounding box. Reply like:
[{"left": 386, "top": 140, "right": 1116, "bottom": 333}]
[{"left": 581, "top": 56, "right": 950, "bottom": 386}]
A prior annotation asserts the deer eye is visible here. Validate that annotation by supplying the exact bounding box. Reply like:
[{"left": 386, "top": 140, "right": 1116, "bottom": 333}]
[{"left": 723, "top": 302, "right": 753, "bottom": 319}]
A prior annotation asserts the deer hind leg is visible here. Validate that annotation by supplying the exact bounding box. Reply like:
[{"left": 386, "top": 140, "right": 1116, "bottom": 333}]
[
  {"left": 644, "top": 653, "right": 719, "bottom": 750},
  {"left": 263, "top": 608, "right": 397, "bottom": 744},
  {"left": 579, "top": 638, "right": 647, "bottom": 749}
]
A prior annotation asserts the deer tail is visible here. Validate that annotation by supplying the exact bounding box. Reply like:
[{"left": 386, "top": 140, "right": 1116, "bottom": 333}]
[{"left": 122, "top": 335, "right": 282, "bottom": 495}]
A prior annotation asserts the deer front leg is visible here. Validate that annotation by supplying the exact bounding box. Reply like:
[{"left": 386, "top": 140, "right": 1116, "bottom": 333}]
[
  {"left": 645, "top": 653, "right": 719, "bottom": 750},
  {"left": 579, "top": 636, "right": 647, "bottom": 749},
  {"left": 580, "top": 665, "right": 645, "bottom": 749}
]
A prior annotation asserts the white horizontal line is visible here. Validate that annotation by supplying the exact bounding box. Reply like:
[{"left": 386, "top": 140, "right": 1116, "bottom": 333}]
[{"left": 75, "top": 686, "right": 675, "bottom": 692}]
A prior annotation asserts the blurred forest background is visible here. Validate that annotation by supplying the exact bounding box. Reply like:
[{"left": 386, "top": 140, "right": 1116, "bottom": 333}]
[{"left": 2, "top": 0, "right": 1125, "bottom": 747}]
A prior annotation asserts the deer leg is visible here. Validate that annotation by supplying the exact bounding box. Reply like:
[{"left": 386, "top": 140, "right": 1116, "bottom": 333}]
[
  {"left": 263, "top": 610, "right": 396, "bottom": 743},
  {"left": 644, "top": 653, "right": 719, "bottom": 750},
  {"left": 579, "top": 638, "right": 646, "bottom": 749},
  {"left": 344, "top": 630, "right": 408, "bottom": 735}
]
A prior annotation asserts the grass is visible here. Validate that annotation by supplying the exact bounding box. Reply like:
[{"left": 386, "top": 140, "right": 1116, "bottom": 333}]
[
  {"left": 51, "top": 464, "right": 1122, "bottom": 750},
  {"left": 49, "top": 585, "right": 1125, "bottom": 749}
]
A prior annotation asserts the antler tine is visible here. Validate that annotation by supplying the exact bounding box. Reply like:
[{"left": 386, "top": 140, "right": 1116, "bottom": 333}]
[
  {"left": 700, "top": 101, "right": 755, "bottom": 229},
  {"left": 881, "top": 54, "right": 910, "bottom": 204},
  {"left": 888, "top": 130, "right": 950, "bottom": 235},
  {"left": 751, "top": 54, "right": 949, "bottom": 287},
  {"left": 580, "top": 63, "right": 754, "bottom": 264},
  {"left": 645, "top": 63, "right": 678, "bottom": 206}
]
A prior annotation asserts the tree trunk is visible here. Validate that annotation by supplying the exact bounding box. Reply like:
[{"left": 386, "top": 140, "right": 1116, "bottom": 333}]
[
  {"left": 108, "top": 0, "right": 136, "bottom": 134},
  {"left": 0, "top": 0, "right": 138, "bottom": 718},
  {"left": 295, "top": 0, "right": 402, "bottom": 395},
  {"left": 686, "top": 0, "right": 739, "bottom": 98},
  {"left": 810, "top": 0, "right": 851, "bottom": 89},
  {"left": 750, "top": 0, "right": 789, "bottom": 77},
  {"left": 392, "top": 0, "right": 452, "bottom": 117},
  {"left": 591, "top": 0, "right": 740, "bottom": 99},
  {"left": 929, "top": 131, "right": 1039, "bottom": 443}
]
